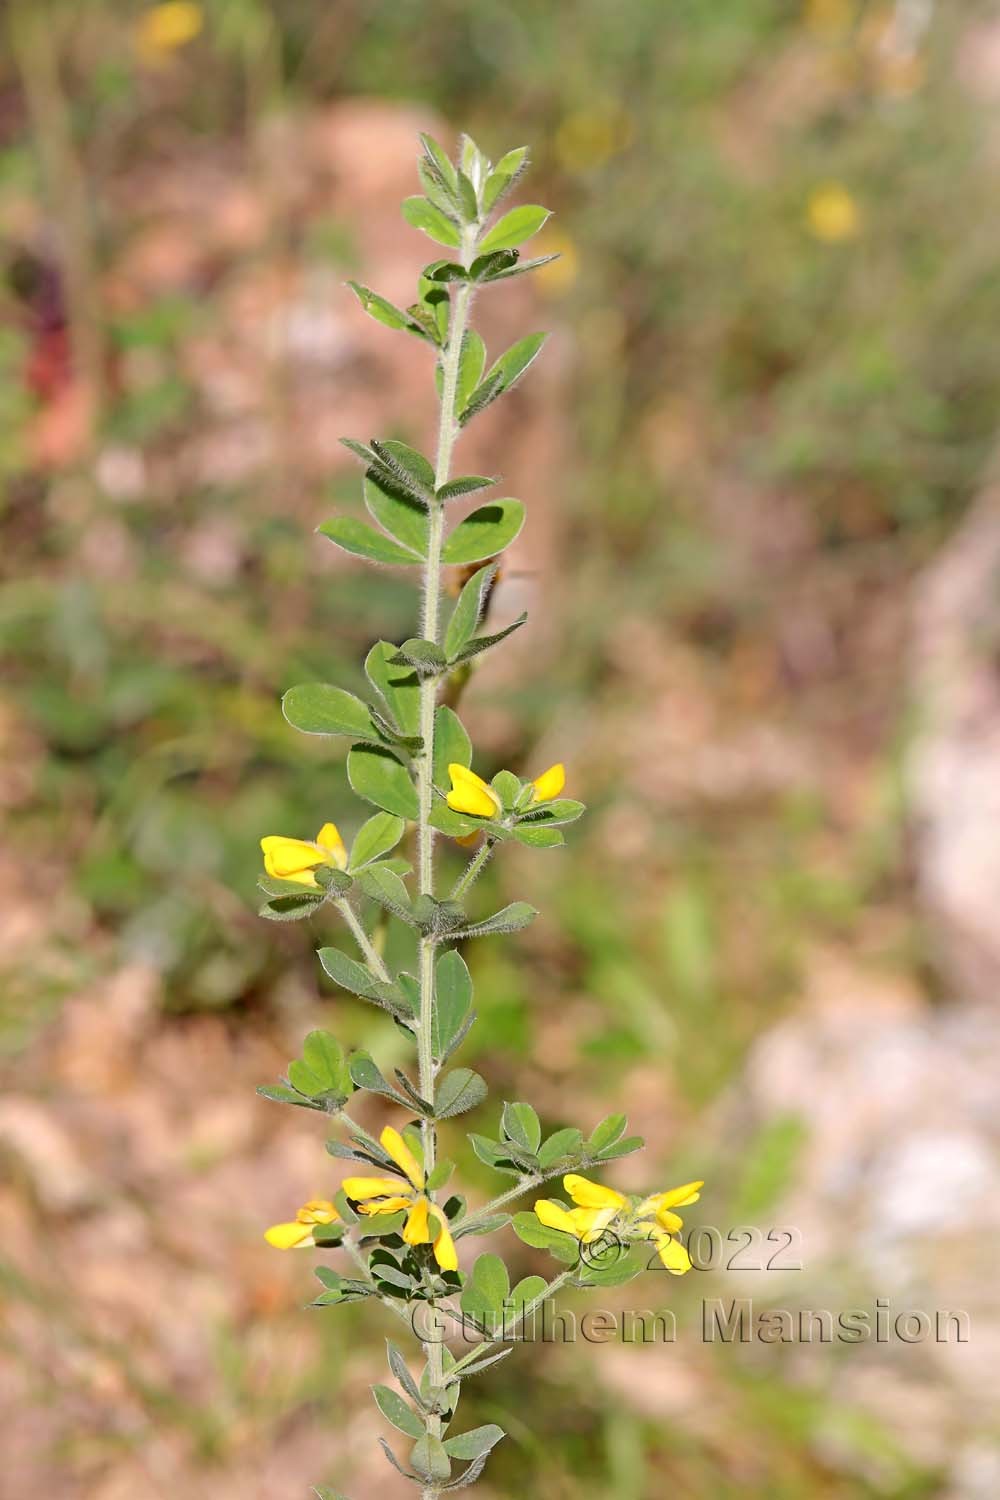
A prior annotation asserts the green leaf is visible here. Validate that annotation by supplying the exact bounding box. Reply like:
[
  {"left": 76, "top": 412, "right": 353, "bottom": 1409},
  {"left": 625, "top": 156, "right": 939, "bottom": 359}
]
[
  {"left": 429, "top": 802, "right": 485, "bottom": 839},
  {"left": 537, "top": 1127, "right": 584, "bottom": 1168},
  {"left": 402, "top": 195, "right": 461, "bottom": 249},
  {"left": 364, "top": 473, "right": 429, "bottom": 557},
  {"left": 349, "top": 1051, "right": 411, "bottom": 1106},
  {"left": 432, "top": 705, "right": 472, "bottom": 790},
  {"left": 437, "top": 475, "right": 497, "bottom": 502},
  {"left": 372, "top": 1385, "right": 424, "bottom": 1440},
  {"left": 349, "top": 812, "right": 405, "bottom": 871},
  {"left": 594, "top": 1135, "right": 644, "bottom": 1162},
  {"left": 479, "top": 204, "right": 550, "bottom": 254},
  {"left": 302, "top": 1030, "right": 351, "bottom": 1093},
  {"left": 419, "top": 132, "right": 459, "bottom": 197},
  {"left": 509, "top": 825, "right": 565, "bottom": 849},
  {"left": 444, "top": 564, "right": 497, "bottom": 658},
  {"left": 508, "top": 1274, "right": 547, "bottom": 1323},
  {"left": 482, "top": 146, "right": 528, "bottom": 213},
  {"left": 435, "top": 1067, "right": 488, "bottom": 1118},
  {"left": 374, "top": 439, "right": 436, "bottom": 494},
  {"left": 410, "top": 1433, "right": 452, "bottom": 1483},
  {"left": 442, "top": 500, "right": 525, "bottom": 565},
  {"left": 390, "top": 638, "right": 447, "bottom": 675},
  {"left": 387, "top": 1340, "right": 425, "bottom": 1408},
  {"left": 450, "top": 612, "right": 527, "bottom": 666},
  {"left": 356, "top": 864, "right": 413, "bottom": 923},
  {"left": 348, "top": 744, "right": 419, "bottom": 819},
  {"left": 486, "top": 332, "right": 547, "bottom": 395},
  {"left": 365, "top": 641, "right": 421, "bottom": 738},
  {"left": 456, "top": 330, "right": 486, "bottom": 413},
  {"left": 511, "top": 1211, "right": 580, "bottom": 1264},
  {"left": 319, "top": 516, "right": 421, "bottom": 565},
  {"left": 469, "top": 1252, "right": 509, "bottom": 1314},
  {"left": 347, "top": 281, "right": 425, "bottom": 338},
  {"left": 588, "top": 1113, "right": 627, "bottom": 1154},
  {"left": 433, "top": 948, "right": 473, "bottom": 1059},
  {"left": 317, "top": 947, "right": 403, "bottom": 1008},
  {"left": 578, "top": 1248, "right": 645, "bottom": 1288},
  {"left": 519, "top": 798, "right": 585, "bottom": 827},
  {"left": 256, "top": 1083, "right": 323, "bottom": 1110},
  {"left": 486, "top": 253, "right": 559, "bottom": 282},
  {"left": 454, "top": 901, "right": 537, "bottom": 938},
  {"left": 456, "top": 167, "right": 479, "bottom": 221},
  {"left": 501, "top": 1101, "right": 541, "bottom": 1154},
  {"left": 458, "top": 368, "right": 504, "bottom": 426},
  {"left": 282, "top": 683, "right": 381, "bottom": 742},
  {"left": 258, "top": 891, "right": 326, "bottom": 922},
  {"left": 469, "top": 249, "right": 520, "bottom": 283}
]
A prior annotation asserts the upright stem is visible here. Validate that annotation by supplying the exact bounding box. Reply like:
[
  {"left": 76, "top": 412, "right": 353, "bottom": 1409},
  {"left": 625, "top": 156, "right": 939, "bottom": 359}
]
[{"left": 416, "top": 225, "right": 477, "bottom": 1499}]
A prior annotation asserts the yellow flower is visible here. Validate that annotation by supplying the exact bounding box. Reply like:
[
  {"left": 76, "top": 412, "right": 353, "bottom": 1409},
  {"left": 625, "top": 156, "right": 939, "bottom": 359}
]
[
  {"left": 533, "top": 1173, "right": 703, "bottom": 1275},
  {"left": 446, "top": 761, "right": 566, "bottom": 819},
  {"left": 343, "top": 1126, "right": 458, "bottom": 1272},
  {"left": 633, "top": 1180, "right": 703, "bottom": 1275},
  {"left": 136, "top": 2, "right": 204, "bottom": 57},
  {"left": 265, "top": 1198, "right": 339, "bottom": 1249},
  {"left": 555, "top": 104, "right": 634, "bottom": 174},
  {"left": 260, "top": 822, "right": 347, "bottom": 886},
  {"left": 806, "top": 183, "right": 860, "bottom": 243},
  {"left": 446, "top": 764, "right": 501, "bottom": 819},
  {"left": 530, "top": 763, "right": 565, "bottom": 803}
]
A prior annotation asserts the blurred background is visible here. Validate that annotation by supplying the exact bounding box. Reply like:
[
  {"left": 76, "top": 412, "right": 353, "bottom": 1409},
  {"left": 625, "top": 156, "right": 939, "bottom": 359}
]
[{"left": 3, "top": 1, "right": 1000, "bottom": 1496}]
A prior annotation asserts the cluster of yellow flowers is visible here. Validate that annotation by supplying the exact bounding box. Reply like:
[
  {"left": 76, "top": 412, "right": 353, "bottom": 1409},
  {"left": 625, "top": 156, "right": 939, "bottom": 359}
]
[{"left": 534, "top": 1174, "right": 702, "bottom": 1275}]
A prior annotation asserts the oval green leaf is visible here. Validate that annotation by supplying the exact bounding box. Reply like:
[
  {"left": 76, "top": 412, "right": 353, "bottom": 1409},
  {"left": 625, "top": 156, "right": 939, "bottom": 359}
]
[{"left": 442, "top": 500, "right": 525, "bottom": 565}]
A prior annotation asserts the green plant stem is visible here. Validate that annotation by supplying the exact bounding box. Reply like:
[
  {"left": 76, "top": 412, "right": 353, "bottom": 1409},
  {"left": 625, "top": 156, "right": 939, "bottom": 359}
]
[
  {"left": 335, "top": 896, "right": 391, "bottom": 982},
  {"left": 342, "top": 1233, "right": 412, "bottom": 1323},
  {"left": 415, "top": 224, "right": 478, "bottom": 1500},
  {"left": 454, "top": 1154, "right": 605, "bottom": 1235},
  {"left": 449, "top": 837, "right": 496, "bottom": 901}
]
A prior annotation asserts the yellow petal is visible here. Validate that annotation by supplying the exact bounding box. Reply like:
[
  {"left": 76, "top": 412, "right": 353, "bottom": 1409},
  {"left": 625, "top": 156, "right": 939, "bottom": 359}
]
[
  {"left": 358, "top": 1196, "right": 413, "bottom": 1216},
  {"left": 563, "top": 1174, "right": 627, "bottom": 1212},
  {"left": 342, "top": 1175, "right": 405, "bottom": 1201},
  {"left": 297, "top": 1199, "right": 338, "bottom": 1226},
  {"left": 264, "top": 1220, "right": 315, "bottom": 1249},
  {"left": 573, "top": 1206, "right": 618, "bottom": 1243},
  {"left": 655, "top": 1233, "right": 692, "bottom": 1275},
  {"left": 655, "top": 1208, "right": 684, "bottom": 1234},
  {"left": 379, "top": 1126, "right": 425, "bottom": 1192},
  {"left": 316, "top": 822, "right": 348, "bottom": 871},
  {"left": 260, "top": 835, "right": 322, "bottom": 883},
  {"left": 534, "top": 1199, "right": 581, "bottom": 1238},
  {"left": 446, "top": 764, "right": 501, "bottom": 819},
  {"left": 430, "top": 1207, "right": 458, "bottom": 1271},
  {"left": 402, "top": 1197, "right": 432, "bottom": 1245},
  {"left": 531, "top": 762, "right": 565, "bottom": 803},
  {"left": 644, "top": 1181, "right": 703, "bottom": 1213}
]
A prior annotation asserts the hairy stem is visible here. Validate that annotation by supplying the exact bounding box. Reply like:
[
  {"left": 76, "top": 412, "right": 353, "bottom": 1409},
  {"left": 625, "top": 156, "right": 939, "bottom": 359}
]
[
  {"left": 416, "top": 224, "right": 478, "bottom": 1498},
  {"left": 447, "top": 1269, "right": 576, "bottom": 1379},
  {"left": 449, "top": 837, "right": 496, "bottom": 901},
  {"left": 335, "top": 896, "right": 391, "bottom": 982}
]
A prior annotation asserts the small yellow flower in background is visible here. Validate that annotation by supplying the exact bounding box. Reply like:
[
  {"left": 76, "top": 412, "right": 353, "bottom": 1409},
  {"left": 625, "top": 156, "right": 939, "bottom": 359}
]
[
  {"left": 343, "top": 1126, "right": 458, "bottom": 1272},
  {"left": 136, "top": 2, "right": 204, "bottom": 59},
  {"left": 446, "top": 764, "right": 501, "bottom": 819},
  {"left": 806, "top": 183, "right": 861, "bottom": 243},
  {"left": 530, "top": 762, "right": 565, "bottom": 804},
  {"left": 555, "top": 103, "right": 634, "bottom": 174},
  {"left": 260, "top": 822, "right": 347, "bottom": 886},
  {"left": 533, "top": 1173, "right": 703, "bottom": 1275},
  {"left": 803, "top": 0, "right": 854, "bottom": 35},
  {"left": 534, "top": 230, "right": 579, "bottom": 297},
  {"left": 265, "top": 1198, "right": 339, "bottom": 1249}
]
